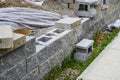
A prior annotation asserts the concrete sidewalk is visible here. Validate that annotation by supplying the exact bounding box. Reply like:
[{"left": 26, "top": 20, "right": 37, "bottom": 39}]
[{"left": 77, "top": 33, "right": 120, "bottom": 80}]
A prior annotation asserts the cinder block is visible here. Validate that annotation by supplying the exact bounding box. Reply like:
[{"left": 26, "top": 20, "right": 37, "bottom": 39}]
[
  {"left": 55, "top": 17, "right": 81, "bottom": 29},
  {"left": 0, "top": 25, "right": 13, "bottom": 49},
  {"left": 0, "top": 46, "right": 26, "bottom": 74},
  {"left": 21, "top": 68, "right": 39, "bottom": 80},
  {"left": 69, "top": 3, "right": 77, "bottom": 9},
  {"left": 46, "top": 37, "right": 62, "bottom": 57},
  {"left": 61, "top": 3, "right": 69, "bottom": 8},
  {"left": 25, "top": 36, "right": 36, "bottom": 57},
  {"left": 36, "top": 45, "right": 48, "bottom": 64},
  {"left": 0, "top": 33, "right": 26, "bottom": 57},
  {"left": 55, "top": 49, "right": 64, "bottom": 63},
  {"left": 26, "top": 53, "right": 39, "bottom": 73},
  {"left": 0, "top": 60, "right": 26, "bottom": 80},
  {"left": 39, "top": 61, "right": 51, "bottom": 77},
  {"left": 48, "top": 55, "right": 59, "bottom": 68}
]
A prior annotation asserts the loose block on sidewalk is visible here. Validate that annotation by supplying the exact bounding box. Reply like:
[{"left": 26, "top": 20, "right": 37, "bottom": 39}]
[{"left": 0, "top": 25, "right": 13, "bottom": 48}]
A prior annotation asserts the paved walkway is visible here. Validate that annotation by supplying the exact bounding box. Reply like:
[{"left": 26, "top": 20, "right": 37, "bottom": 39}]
[{"left": 77, "top": 33, "right": 120, "bottom": 80}]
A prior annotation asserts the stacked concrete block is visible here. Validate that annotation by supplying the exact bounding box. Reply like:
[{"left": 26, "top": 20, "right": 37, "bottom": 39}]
[
  {"left": 61, "top": 3, "right": 69, "bottom": 8},
  {"left": 0, "top": 46, "right": 26, "bottom": 74},
  {"left": 31, "top": 28, "right": 72, "bottom": 78},
  {"left": 57, "top": 0, "right": 77, "bottom": 9},
  {"left": 69, "top": 3, "right": 77, "bottom": 9},
  {"left": 61, "top": 31, "right": 74, "bottom": 58},
  {"left": 25, "top": 36, "right": 36, "bottom": 57},
  {"left": 55, "top": 17, "right": 81, "bottom": 29},
  {"left": 39, "top": 60, "right": 51, "bottom": 78},
  {"left": 0, "top": 60, "right": 26, "bottom": 80},
  {"left": 21, "top": 68, "right": 40, "bottom": 80},
  {"left": 26, "top": 53, "right": 39, "bottom": 73},
  {"left": 0, "top": 33, "right": 26, "bottom": 57},
  {"left": 0, "top": 36, "right": 36, "bottom": 80},
  {"left": 48, "top": 54, "right": 59, "bottom": 69},
  {"left": 55, "top": 49, "right": 64, "bottom": 64},
  {"left": 0, "top": 25, "right": 13, "bottom": 49}
]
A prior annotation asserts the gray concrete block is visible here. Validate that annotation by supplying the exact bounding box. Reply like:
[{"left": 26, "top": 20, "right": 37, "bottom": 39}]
[
  {"left": 76, "top": 39, "right": 94, "bottom": 49},
  {"left": 26, "top": 53, "right": 39, "bottom": 73},
  {"left": 0, "top": 46, "right": 25, "bottom": 74},
  {"left": 39, "top": 60, "right": 51, "bottom": 77},
  {"left": 1, "top": 60, "right": 26, "bottom": 80},
  {"left": 60, "top": 30, "right": 75, "bottom": 54},
  {"left": 36, "top": 35, "right": 54, "bottom": 46},
  {"left": 49, "top": 55, "right": 59, "bottom": 69},
  {"left": 61, "top": 3, "right": 68, "bottom": 8},
  {"left": 36, "top": 45, "right": 48, "bottom": 64},
  {"left": 25, "top": 36, "right": 36, "bottom": 57},
  {"left": 55, "top": 17, "right": 81, "bottom": 29},
  {"left": 55, "top": 49, "right": 64, "bottom": 64},
  {"left": 36, "top": 29, "right": 70, "bottom": 62},
  {"left": 47, "top": 37, "right": 62, "bottom": 57},
  {"left": 21, "top": 68, "right": 39, "bottom": 80},
  {"left": 0, "top": 33, "right": 26, "bottom": 57},
  {"left": 69, "top": 3, "right": 77, "bottom": 9},
  {"left": 75, "top": 39, "right": 94, "bottom": 62}
]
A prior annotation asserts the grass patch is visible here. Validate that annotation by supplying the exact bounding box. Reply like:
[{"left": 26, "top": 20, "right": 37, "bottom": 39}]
[{"left": 45, "top": 29, "right": 120, "bottom": 80}]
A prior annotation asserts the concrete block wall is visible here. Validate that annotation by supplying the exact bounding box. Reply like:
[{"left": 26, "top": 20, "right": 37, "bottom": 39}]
[
  {"left": 0, "top": 0, "right": 120, "bottom": 80},
  {"left": 0, "top": 36, "right": 36, "bottom": 80},
  {"left": 57, "top": 0, "right": 77, "bottom": 9}
]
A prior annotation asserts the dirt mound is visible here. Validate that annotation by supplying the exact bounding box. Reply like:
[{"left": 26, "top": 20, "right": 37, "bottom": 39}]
[
  {"left": 0, "top": 0, "right": 42, "bottom": 9},
  {"left": 0, "top": 0, "right": 74, "bottom": 16}
]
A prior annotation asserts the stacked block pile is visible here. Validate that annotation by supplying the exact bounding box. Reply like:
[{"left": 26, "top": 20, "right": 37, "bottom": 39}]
[
  {"left": 57, "top": 0, "right": 77, "bottom": 9},
  {"left": 0, "top": 25, "right": 26, "bottom": 57}
]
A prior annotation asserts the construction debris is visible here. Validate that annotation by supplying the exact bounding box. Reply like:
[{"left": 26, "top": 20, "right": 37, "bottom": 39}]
[{"left": 107, "top": 19, "right": 120, "bottom": 31}]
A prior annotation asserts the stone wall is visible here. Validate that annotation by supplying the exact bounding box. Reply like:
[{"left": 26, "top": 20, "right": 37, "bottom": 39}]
[{"left": 0, "top": 0, "right": 120, "bottom": 80}]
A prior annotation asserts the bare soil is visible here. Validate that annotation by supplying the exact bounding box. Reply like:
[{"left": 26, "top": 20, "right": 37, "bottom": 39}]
[
  {"left": 0, "top": 0, "right": 42, "bottom": 9},
  {"left": 0, "top": 0, "right": 74, "bottom": 16}
]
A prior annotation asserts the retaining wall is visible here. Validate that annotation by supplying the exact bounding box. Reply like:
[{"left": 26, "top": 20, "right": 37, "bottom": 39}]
[{"left": 0, "top": 0, "right": 120, "bottom": 80}]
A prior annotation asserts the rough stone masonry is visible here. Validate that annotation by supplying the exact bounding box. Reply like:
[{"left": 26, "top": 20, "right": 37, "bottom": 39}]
[{"left": 0, "top": 0, "right": 120, "bottom": 80}]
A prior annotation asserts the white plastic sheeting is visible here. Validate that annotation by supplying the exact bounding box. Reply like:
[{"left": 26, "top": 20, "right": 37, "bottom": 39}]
[
  {"left": 0, "top": 21, "right": 31, "bottom": 30},
  {"left": 25, "top": 0, "right": 45, "bottom": 6},
  {"left": 0, "top": 7, "right": 62, "bottom": 29}
]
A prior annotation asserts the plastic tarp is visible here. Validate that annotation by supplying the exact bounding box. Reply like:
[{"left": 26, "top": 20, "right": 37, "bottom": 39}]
[
  {"left": 0, "top": 7, "right": 62, "bottom": 29},
  {"left": 25, "top": 0, "right": 45, "bottom": 6}
]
